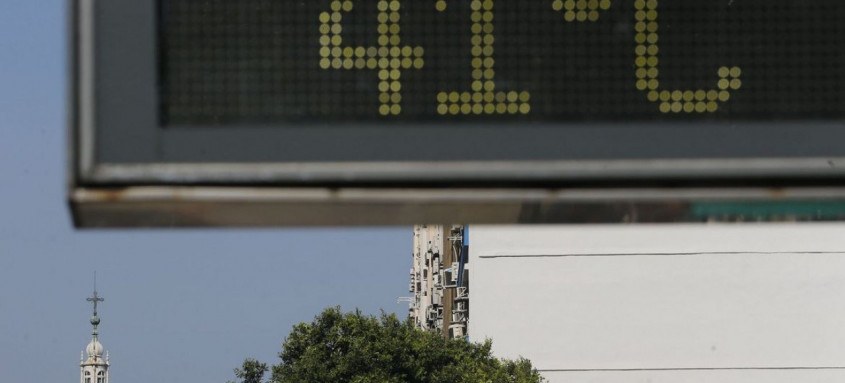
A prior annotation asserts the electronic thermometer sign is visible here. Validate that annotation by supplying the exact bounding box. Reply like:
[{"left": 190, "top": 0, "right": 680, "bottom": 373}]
[{"left": 71, "top": 0, "right": 845, "bottom": 227}]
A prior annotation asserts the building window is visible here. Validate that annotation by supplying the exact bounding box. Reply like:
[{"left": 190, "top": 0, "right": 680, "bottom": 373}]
[
  {"left": 84, "top": 371, "right": 91, "bottom": 383},
  {"left": 97, "top": 370, "right": 105, "bottom": 383}
]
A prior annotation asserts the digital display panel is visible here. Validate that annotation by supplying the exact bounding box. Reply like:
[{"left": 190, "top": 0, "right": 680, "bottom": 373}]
[{"left": 159, "top": 0, "right": 844, "bottom": 125}]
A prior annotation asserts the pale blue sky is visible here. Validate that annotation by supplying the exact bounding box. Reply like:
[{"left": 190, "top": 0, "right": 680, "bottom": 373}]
[{"left": 0, "top": 1, "right": 412, "bottom": 382}]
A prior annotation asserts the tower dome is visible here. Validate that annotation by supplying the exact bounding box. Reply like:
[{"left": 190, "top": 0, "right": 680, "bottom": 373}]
[{"left": 86, "top": 338, "right": 104, "bottom": 358}]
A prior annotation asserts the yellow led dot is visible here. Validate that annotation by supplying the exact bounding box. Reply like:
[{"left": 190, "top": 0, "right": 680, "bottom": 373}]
[
  {"left": 319, "top": 58, "right": 331, "bottom": 69},
  {"left": 378, "top": 70, "right": 389, "bottom": 80},
  {"left": 576, "top": 0, "right": 587, "bottom": 9},
  {"left": 378, "top": 58, "right": 389, "bottom": 68},
  {"left": 437, "top": 92, "right": 448, "bottom": 103},
  {"left": 646, "top": 10, "right": 657, "bottom": 21},
  {"left": 635, "top": 10, "right": 646, "bottom": 20},
  {"left": 331, "top": 1, "right": 342, "bottom": 11},
  {"left": 389, "top": 24, "right": 400, "bottom": 35},
  {"left": 483, "top": 34, "right": 495, "bottom": 45},
  {"left": 646, "top": 56, "right": 658, "bottom": 67},
  {"left": 671, "top": 90, "right": 683, "bottom": 101},
  {"left": 461, "top": 104, "right": 472, "bottom": 114},
  {"left": 599, "top": 0, "right": 611, "bottom": 9},
  {"left": 388, "top": 47, "right": 399, "bottom": 57},
  {"left": 437, "top": 104, "right": 448, "bottom": 114},
  {"left": 694, "top": 90, "right": 706, "bottom": 101},
  {"left": 319, "top": 47, "right": 331, "bottom": 57},
  {"left": 482, "top": 46, "right": 494, "bottom": 56},
  {"left": 483, "top": 92, "right": 495, "bottom": 102},
  {"left": 379, "top": 93, "right": 390, "bottom": 104},
  {"left": 413, "top": 47, "right": 424, "bottom": 57},
  {"left": 472, "top": 92, "right": 484, "bottom": 103},
  {"left": 319, "top": 12, "right": 331, "bottom": 23},
  {"left": 483, "top": 0, "right": 494, "bottom": 10},
  {"left": 717, "top": 79, "right": 730, "bottom": 90},
  {"left": 472, "top": 81, "right": 484, "bottom": 92},
  {"left": 390, "top": 104, "right": 401, "bottom": 115},
  {"left": 507, "top": 103, "right": 519, "bottom": 114},
  {"left": 647, "top": 45, "right": 659, "bottom": 55},
  {"left": 695, "top": 102, "right": 707, "bottom": 113},
  {"left": 389, "top": 0, "right": 400, "bottom": 11},
  {"left": 576, "top": 11, "right": 587, "bottom": 21},
  {"left": 471, "top": 46, "right": 482, "bottom": 56},
  {"left": 331, "top": 58, "right": 343, "bottom": 68},
  {"left": 377, "top": 24, "right": 389, "bottom": 34},
  {"left": 519, "top": 91, "right": 530, "bottom": 102},
  {"left": 659, "top": 91, "right": 671, "bottom": 102},
  {"left": 588, "top": 0, "right": 598, "bottom": 9},
  {"left": 647, "top": 91, "right": 659, "bottom": 101},
  {"left": 342, "top": 47, "right": 353, "bottom": 57},
  {"left": 707, "top": 102, "right": 719, "bottom": 112},
  {"left": 366, "top": 58, "right": 378, "bottom": 68},
  {"left": 730, "top": 67, "right": 742, "bottom": 77},
  {"left": 484, "top": 81, "right": 496, "bottom": 92},
  {"left": 718, "top": 67, "right": 730, "bottom": 78},
  {"left": 730, "top": 79, "right": 742, "bottom": 89},
  {"left": 449, "top": 92, "right": 460, "bottom": 103},
  {"left": 647, "top": 79, "right": 659, "bottom": 90},
  {"left": 390, "top": 58, "right": 401, "bottom": 68},
  {"left": 331, "top": 12, "right": 342, "bottom": 23},
  {"left": 635, "top": 45, "right": 647, "bottom": 56},
  {"left": 588, "top": 11, "right": 599, "bottom": 21},
  {"left": 671, "top": 102, "right": 682, "bottom": 113},
  {"left": 378, "top": 81, "right": 390, "bottom": 92},
  {"left": 635, "top": 23, "right": 646, "bottom": 33},
  {"left": 399, "top": 46, "right": 412, "bottom": 57},
  {"left": 707, "top": 90, "right": 719, "bottom": 100},
  {"left": 342, "top": 1, "right": 353, "bottom": 11},
  {"left": 647, "top": 22, "right": 658, "bottom": 33},
  {"left": 472, "top": 104, "right": 483, "bottom": 114},
  {"left": 519, "top": 103, "right": 531, "bottom": 114},
  {"left": 507, "top": 91, "right": 519, "bottom": 102},
  {"left": 635, "top": 33, "right": 646, "bottom": 44},
  {"left": 564, "top": 12, "right": 575, "bottom": 22},
  {"left": 413, "top": 59, "right": 424, "bottom": 68},
  {"left": 496, "top": 103, "right": 507, "bottom": 113},
  {"left": 483, "top": 69, "right": 495, "bottom": 79},
  {"left": 331, "top": 35, "right": 342, "bottom": 46},
  {"left": 389, "top": 36, "right": 400, "bottom": 45},
  {"left": 401, "top": 58, "right": 412, "bottom": 67},
  {"left": 343, "top": 59, "right": 354, "bottom": 69},
  {"left": 646, "top": 33, "right": 658, "bottom": 44},
  {"left": 565, "top": 0, "right": 576, "bottom": 10},
  {"left": 378, "top": 13, "right": 388, "bottom": 23},
  {"left": 683, "top": 102, "right": 695, "bottom": 113},
  {"left": 682, "top": 91, "right": 694, "bottom": 102},
  {"left": 379, "top": 105, "right": 390, "bottom": 115},
  {"left": 329, "top": 47, "right": 340, "bottom": 57},
  {"left": 484, "top": 104, "right": 496, "bottom": 113},
  {"left": 634, "top": 0, "right": 645, "bottom": 9},
  {"left": 636, "top": 80, "right": 648, "bottom": 90},
  {"left": 319, "top": 24, "right": 331, "bottom": 35},
  {"left": 647, "top": 68, "right": 659, "bottom": 78},
  {"left": 354, "top": 58, "right": 365, "bottom": 68},
  {"left": 472, "top": 69, "right": 483, "bottom": 79},
  {"left": 659, "top": 102, "right": 671, "bottom": 113},
  {"left": 449, "top": 104, "right": 460, "bottom": 114},
  {"left": 471, "top": 35, "right": 483, "bottom": 46},
  {"left": 718, "top": 91, "right": 730, "bottom": 102},
  {"left": 319, "top": 35, "right": 331, "bottom": 46},
  {"left": 635, "top": 56, "right": 647, "bottom": 67},
  {"left": 436, "top": 1, "right": 447, "bottom": 11},
  {"left": 552, "top": 0, "right": 563, "bottom": 11},
  {"left": 390, "top": 81, "right": 401, "bottom": 92}
]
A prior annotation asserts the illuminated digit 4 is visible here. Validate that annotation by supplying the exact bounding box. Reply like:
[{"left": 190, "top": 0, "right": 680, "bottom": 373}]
[
  {"left": 435, "top": 0, "right": 530, "bottom": 115},
  {"left": 319, "top": 0, "right": 424, "bottom": 116},
  {"left": 633, "top": 0, "right": 741, "bottom": 113}
]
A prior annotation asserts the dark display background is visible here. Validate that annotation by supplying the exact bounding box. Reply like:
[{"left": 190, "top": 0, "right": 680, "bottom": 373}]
[{"left": 159, "top": 0, "right": 844, "bottom": 126}]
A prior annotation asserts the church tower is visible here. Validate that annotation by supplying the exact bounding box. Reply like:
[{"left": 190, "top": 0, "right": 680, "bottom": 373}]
[{"left": 80, "top": 284, "right": 109, "bottom": 383}]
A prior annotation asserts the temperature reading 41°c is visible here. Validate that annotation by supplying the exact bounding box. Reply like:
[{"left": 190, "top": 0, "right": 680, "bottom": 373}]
[{"left": 160, "top": 0, "right": 845, "bottom": 125}]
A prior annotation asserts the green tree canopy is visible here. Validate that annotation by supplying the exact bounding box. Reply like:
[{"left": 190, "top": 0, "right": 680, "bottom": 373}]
[{"left": 231, "top": 307, "right": 544, "bottom": 383}]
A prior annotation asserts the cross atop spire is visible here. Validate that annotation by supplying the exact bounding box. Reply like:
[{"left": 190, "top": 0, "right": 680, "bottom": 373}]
[{"left": 86, "top": 272, "right": 104, "bottom": 316}]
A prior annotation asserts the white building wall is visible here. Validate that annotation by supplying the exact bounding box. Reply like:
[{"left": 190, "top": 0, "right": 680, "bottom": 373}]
[{"left": 469, "top": 224, "right": 845, "bottom": 383}]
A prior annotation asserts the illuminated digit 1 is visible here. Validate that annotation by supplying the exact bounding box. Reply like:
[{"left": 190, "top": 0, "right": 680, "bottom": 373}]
[
  {"left": 319, "top": 0, "right": 424, "bottom": 115},
  {"left": 435, "top": 0, "right": 530, "bottom": 115},
  {"left": 634, "top": 0, "right": 741, "bottom": 113}
]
